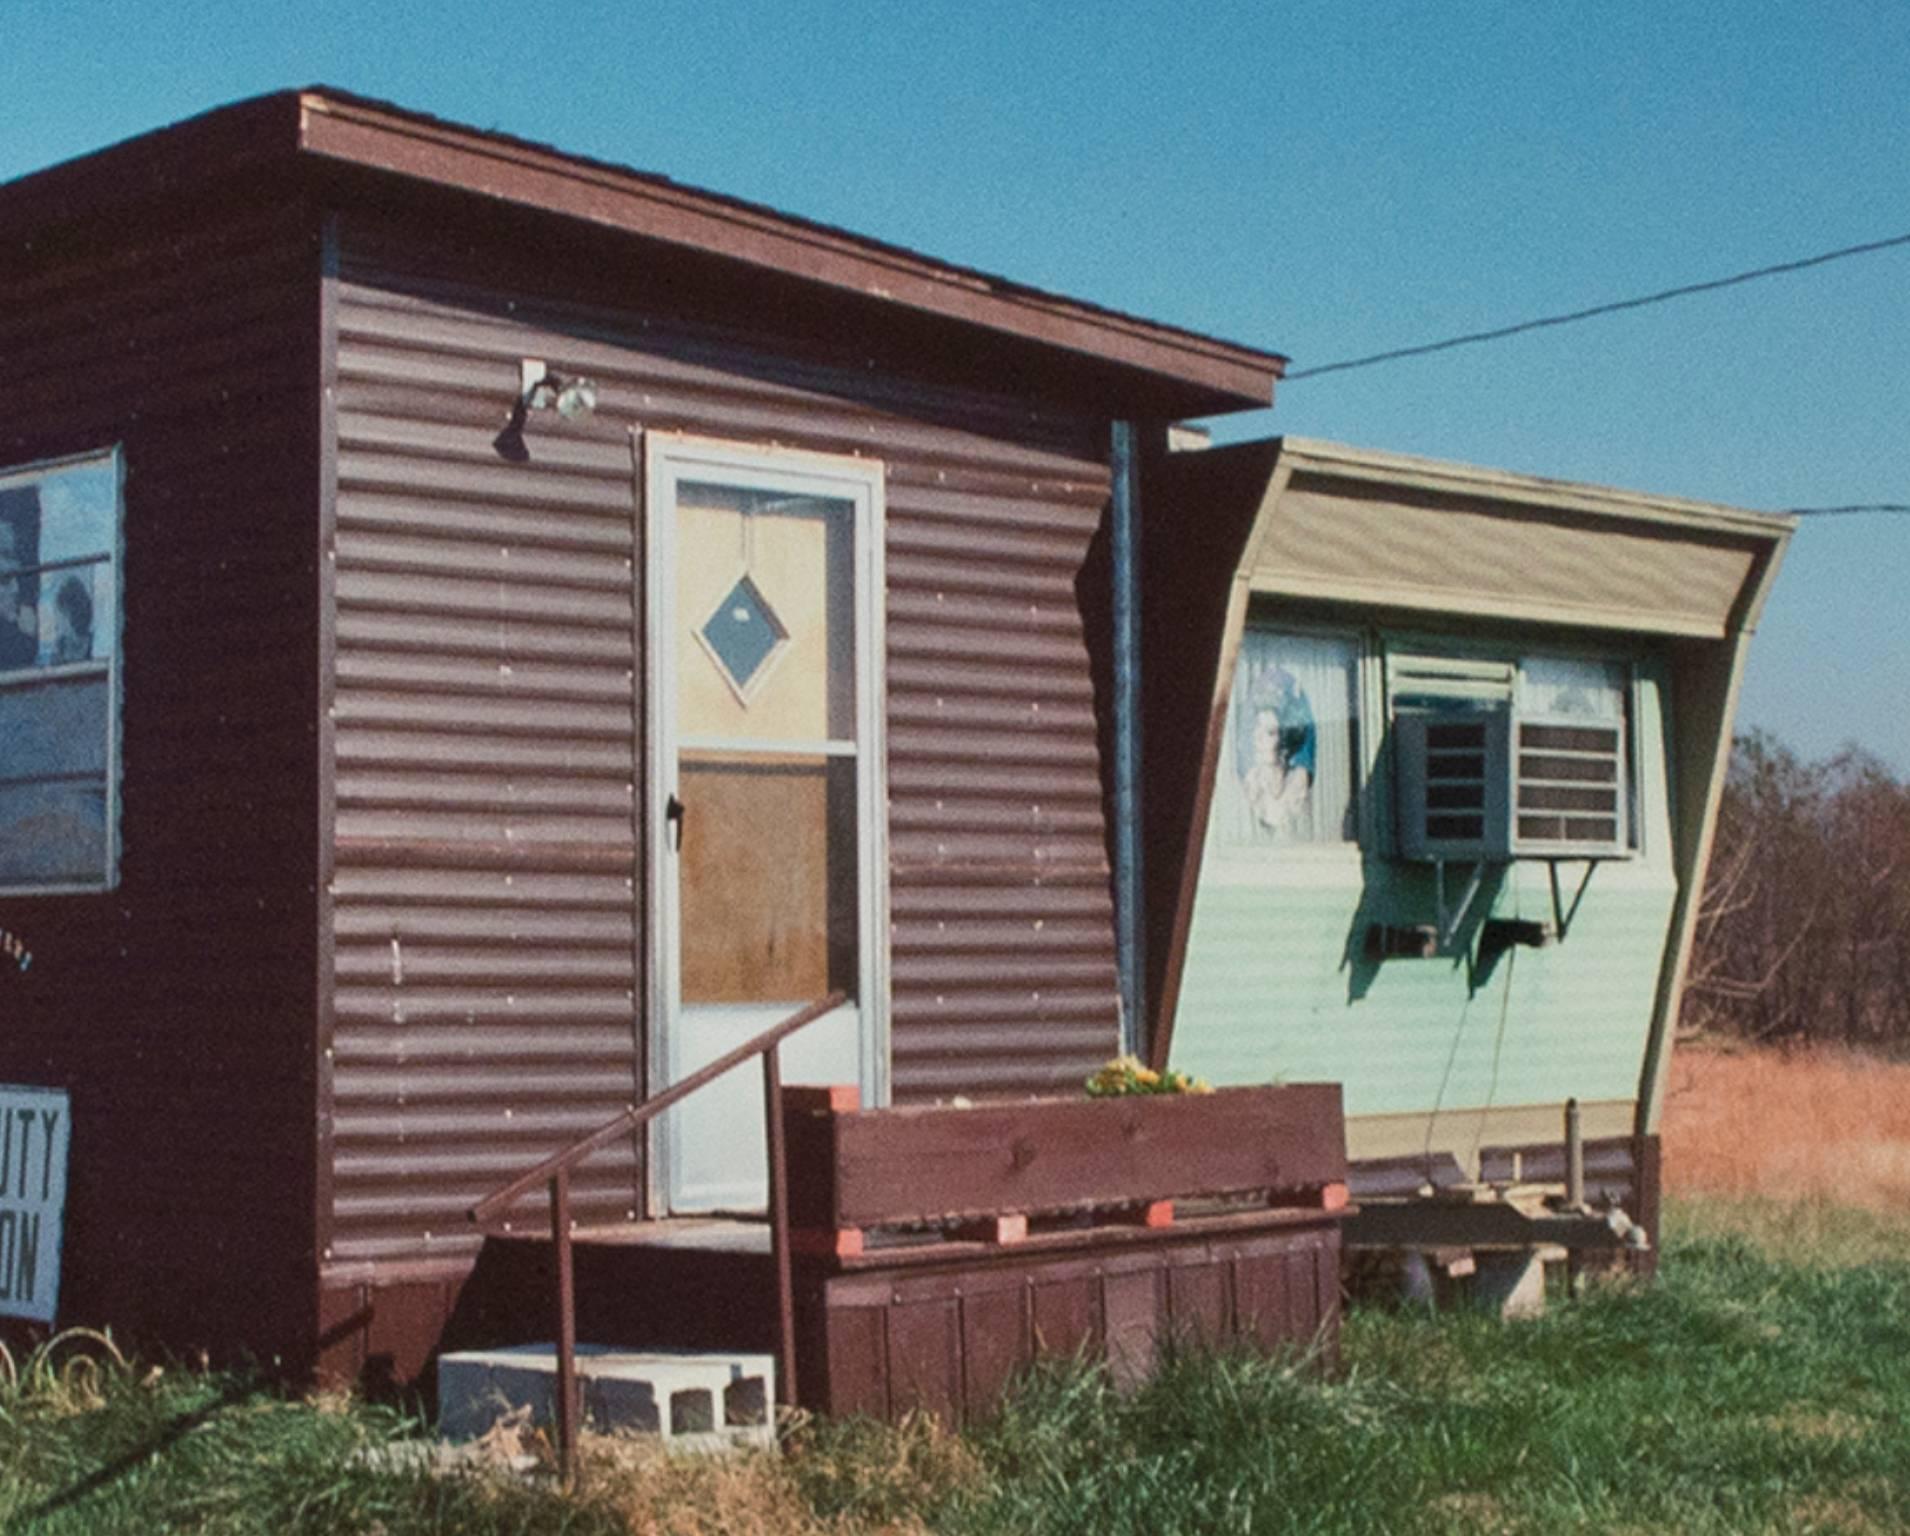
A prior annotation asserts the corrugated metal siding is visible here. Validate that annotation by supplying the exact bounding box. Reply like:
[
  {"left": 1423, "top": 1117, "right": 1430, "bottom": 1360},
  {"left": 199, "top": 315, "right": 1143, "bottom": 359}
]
[
  {"left": 328, "top": 279, "right": 643, "bottom": 1266},
  {"left": 0, "top": 194, "right": 322, "bottom": 1357},
  {"left": 327, "top": 226, "right": 1122, "bottom": 1265}
]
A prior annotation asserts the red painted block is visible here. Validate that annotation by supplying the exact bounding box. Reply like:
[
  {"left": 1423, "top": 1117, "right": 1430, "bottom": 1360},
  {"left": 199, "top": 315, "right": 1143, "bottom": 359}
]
[
  {"left": 792, "top": 1226, "right": 865, "bottom": 1259},
  {"left": 784, "top": 1084, "right": 861, "bottom": 1115},
  {"left": 1114, "top": 1200, "right": 1174, "bottom": 1228},
  {"left": 1271, "top": 1181, "right": 1351, "bottom": 1212}
]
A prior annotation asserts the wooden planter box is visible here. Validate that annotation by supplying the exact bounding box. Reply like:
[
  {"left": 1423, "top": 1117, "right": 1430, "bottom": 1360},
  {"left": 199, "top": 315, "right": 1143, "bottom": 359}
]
[
  {"left": 781, "top": 1082, "right": 1352, "bottom": 1422},
  {"left": 785, "top": 1081, "right": 1348, "bottom": 1244}
]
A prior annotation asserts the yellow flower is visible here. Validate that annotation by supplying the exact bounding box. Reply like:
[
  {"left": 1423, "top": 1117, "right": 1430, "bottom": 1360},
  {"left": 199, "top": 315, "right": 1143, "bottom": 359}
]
[{"left": 1085, "top": 1055, "right": 1214, "bottom": 1097}]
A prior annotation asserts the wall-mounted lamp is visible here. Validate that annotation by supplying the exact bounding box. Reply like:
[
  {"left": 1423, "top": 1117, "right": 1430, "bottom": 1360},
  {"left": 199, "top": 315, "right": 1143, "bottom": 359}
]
[
  {"left": 517, "top": 358, "right": 598, "bottom": 421},
  {"left": 496, "top": 358, "right": 599, "bottom": 461}
]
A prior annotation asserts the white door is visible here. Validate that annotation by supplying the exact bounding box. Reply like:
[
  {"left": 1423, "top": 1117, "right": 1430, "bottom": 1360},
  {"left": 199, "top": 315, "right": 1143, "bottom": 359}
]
[{"left": 645, "top": 437, "right": 887, "bottom": 1213}]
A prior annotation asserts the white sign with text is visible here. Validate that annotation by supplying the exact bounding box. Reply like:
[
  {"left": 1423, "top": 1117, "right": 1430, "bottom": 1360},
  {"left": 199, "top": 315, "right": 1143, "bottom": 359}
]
[{"left": 0, "top": 1085, "right": 68, "bottom": 1323}]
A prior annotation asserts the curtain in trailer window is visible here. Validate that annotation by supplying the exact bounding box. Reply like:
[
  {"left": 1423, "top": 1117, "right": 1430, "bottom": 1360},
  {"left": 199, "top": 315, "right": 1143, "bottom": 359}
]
[
  {"left": 0, "top": 452, "right": 120, "bottom": 892},
  {"left": 1212, "top": 630, "right": 1359, "bottom": 848},
  {"left": 1515, "top": 656, "right": 1625, "bottom": 723}
]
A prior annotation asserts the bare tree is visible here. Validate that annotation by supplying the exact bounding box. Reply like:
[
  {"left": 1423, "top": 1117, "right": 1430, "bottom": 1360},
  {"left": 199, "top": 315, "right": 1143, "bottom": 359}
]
[{"left": 1683, "top": 733, "right": 1910, "bottom": 1051}]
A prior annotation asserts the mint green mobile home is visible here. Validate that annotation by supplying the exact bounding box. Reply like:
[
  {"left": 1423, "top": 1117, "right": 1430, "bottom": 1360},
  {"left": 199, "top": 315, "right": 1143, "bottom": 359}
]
[{"left": 1142, "top": 438, "right": 1791, "bottom": 1244}]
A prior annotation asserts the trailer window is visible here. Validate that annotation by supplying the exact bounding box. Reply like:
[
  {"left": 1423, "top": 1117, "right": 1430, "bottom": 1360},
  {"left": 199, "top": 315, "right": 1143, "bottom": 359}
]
[
  {"left": 0, "top": 450, "right": 121, "bottom": 893},
  {"left": 1388, "top": 644, "right": 1637, "bottom": 862},
  {"left": 1212, "top": 627, "right": 1361, "bottom": 847}
]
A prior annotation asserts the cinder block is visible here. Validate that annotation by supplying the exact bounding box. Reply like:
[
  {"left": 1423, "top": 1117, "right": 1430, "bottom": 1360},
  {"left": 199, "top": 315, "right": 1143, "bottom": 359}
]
[
  {"left": 437, "top": 1345, "right": 775, "bottom": 1449},
  {"left": 1470, "top": 1251, "right": 1548, "bottom": 1319}
]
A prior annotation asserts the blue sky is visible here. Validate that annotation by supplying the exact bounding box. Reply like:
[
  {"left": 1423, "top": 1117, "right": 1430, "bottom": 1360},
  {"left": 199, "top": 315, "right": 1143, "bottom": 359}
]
[{"left": 5, "top": 1, "right": 1906, "bottom": 770}]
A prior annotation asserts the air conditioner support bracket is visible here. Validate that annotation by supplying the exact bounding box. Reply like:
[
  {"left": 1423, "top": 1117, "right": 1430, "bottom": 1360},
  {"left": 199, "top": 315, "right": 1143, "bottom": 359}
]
[
  {"left": 1545, "top": 859, "right": 1598, "bottom": 943},
  {"left": 1434, "top": 859, "right": 1489, "bottom": 953}
]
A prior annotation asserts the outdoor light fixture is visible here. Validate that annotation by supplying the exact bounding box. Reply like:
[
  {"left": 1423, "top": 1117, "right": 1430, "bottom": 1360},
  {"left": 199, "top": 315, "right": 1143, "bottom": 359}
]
[
  {"left": 517, "top": 358, "right": 598, "bottom": 420},
  {"left": 496, "top": 358, "right": 598, "bottom": 460}
]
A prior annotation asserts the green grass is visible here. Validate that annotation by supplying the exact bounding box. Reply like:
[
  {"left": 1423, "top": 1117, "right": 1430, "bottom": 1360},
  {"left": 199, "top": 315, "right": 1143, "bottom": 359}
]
[
  {"left": 939, "top": 1218, "right": 1910, "bottom": 1536},
  {"left": 6, "top": 1202, "right": 1910, "bottom": 1534}
]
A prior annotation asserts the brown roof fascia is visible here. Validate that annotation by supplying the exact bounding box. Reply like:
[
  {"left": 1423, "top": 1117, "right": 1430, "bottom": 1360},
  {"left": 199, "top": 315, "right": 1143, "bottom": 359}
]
[{"left": 289, "top": 88, "right": 1285, "bottom": 410}]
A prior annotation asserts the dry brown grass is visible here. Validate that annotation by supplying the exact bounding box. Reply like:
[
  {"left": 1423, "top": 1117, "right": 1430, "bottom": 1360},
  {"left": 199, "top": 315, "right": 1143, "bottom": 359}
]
[
  {"left": 562, "top": 1410, "right": 982, "bottom": 1536},
  {"left": 1663, "top": 1039, "right": 1910, "bottom": 1208}
]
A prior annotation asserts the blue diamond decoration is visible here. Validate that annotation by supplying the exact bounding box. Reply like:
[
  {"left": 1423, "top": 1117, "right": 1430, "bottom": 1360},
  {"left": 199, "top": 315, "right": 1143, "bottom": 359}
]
[{"left": 701, "top": 575, "right": 785, "bottom": 693}]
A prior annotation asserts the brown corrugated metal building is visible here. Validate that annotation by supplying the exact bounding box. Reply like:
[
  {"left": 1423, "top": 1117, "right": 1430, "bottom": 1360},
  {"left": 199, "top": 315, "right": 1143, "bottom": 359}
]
[{"left": 0, "top": 88, "right": 1285, "bottom": 1374}]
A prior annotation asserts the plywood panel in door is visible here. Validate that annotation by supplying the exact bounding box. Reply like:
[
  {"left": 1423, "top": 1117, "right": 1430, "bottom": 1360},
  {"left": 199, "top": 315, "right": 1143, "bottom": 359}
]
[{"left": 678, "top": 756, "right": 857, "bottom": 1003}]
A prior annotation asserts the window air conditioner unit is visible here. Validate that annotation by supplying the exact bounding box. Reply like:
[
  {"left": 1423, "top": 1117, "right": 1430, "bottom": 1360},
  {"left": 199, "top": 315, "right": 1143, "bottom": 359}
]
[
  {"left": 1395, "top": 706, "right": 1513, "bottom": 862},
  {"left": 1396, "top": 707, "right": 1629, "bottom": 862},
  {"left": 1509, "top": 716, "right": 1627, "bottom": 857}
]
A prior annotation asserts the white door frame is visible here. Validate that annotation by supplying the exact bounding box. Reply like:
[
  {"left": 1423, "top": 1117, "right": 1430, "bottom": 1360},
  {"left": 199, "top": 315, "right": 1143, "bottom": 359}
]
[{"left": 643, "top": 433, "right": 890, "bottom": 1213}]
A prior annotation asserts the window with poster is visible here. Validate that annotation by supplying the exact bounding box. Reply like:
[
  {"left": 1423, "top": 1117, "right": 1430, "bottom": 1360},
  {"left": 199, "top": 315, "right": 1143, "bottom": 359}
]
[
  {"left": 1207, "top": 626, "right": 1640, "bottom": 866},
  {"left": 0, "top": 449, "right": 121, "bottom": 893},
  {"left": 1211, "top": 626, "right": 1363, "bottom": 850}
]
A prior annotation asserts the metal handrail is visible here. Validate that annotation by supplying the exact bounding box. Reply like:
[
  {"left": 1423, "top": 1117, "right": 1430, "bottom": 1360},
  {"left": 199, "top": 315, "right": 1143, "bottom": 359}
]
[{"left": 466, "top": 990, "right": 846, "bottom": 1481}]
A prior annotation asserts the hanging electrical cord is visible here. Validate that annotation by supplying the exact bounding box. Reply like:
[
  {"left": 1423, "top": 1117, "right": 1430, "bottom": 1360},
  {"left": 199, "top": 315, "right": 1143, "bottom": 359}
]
[
  {"left": 1421, "top": 905, "right": 1523, "bottom": 1181},
  {"left": 1284, "top": 229, "right": 1910, "bottom": 382},
  {"left": 1469, "top": 942, "right": 1519, "bottom": 1178},
  {"left": 1421, "top": 981, "right": 1474, "bottom": 1179}
]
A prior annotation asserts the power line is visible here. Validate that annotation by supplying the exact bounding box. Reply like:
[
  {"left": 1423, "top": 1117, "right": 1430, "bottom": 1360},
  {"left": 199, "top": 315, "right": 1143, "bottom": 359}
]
[
  {"left": 1786, "top": 503, "right": 1910, "bottom": 517},
  {"left": 1285, "top": 230, "right": 1910, "bottom": 382}
]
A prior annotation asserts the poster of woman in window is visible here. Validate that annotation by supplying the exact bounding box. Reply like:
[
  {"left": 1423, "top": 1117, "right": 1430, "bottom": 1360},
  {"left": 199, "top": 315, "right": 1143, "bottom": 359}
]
[
  {"left": 1234, "top": 658, "right": 1317, "bottom": 839},
  {"left": 1222, "top": 631, "right": 1358, "bottom": 848}
]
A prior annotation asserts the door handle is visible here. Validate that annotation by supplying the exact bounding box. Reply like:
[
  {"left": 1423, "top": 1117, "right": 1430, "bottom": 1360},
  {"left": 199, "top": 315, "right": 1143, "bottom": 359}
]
[{"left": 665, "top": 793, "right": 685, "bottom": 852}]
